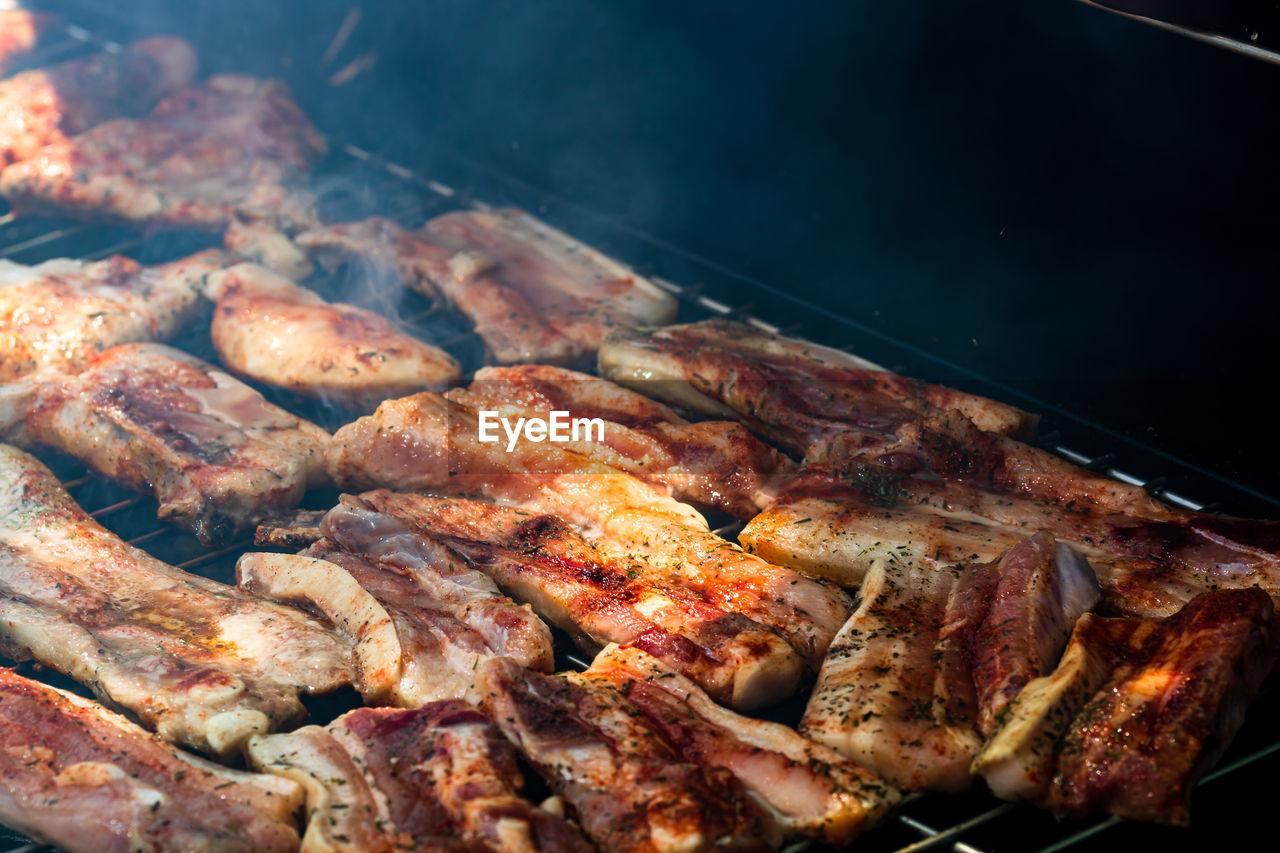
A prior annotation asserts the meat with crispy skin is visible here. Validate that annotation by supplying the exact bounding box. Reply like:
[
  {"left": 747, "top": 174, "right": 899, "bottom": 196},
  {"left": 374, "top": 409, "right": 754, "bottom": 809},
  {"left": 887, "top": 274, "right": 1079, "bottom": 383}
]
[
  {"left": 348, "top": 489, "right": 805, "bottom": 710},
  {"left": 583, "top": 645, "right": 899, "bottom": 845},
  {"left": 0, "top": 74, "right": 323, "bottom": 246},
  {"left": 248, "top": 700, "right": 591, "bottom": 852},
  {"left": 0, "top": 667, "right": 302, "bottom": 853},
  {"left": 974, "top": 589, "right": 1276, "bottom": 825},
  {"left": 326, "top": 391, "right": 851, "bottom": 672},
  {"left": 472, "top": 657, "right": 782, "bottom": 852},
  {"left": 0, "top": 249, "right": 230, "bottom": 382},
  {"left": 456, "top": 364, "right": 793, "bottom": 518},
  {"left": 0, "top": 36, "right": 196, "bottom": 167},
  {"left": 0, "top": 445, "right": 352, "bottom": 757},
  {"left": 297, "top": 208, "right": 678, "bottom": 364},
  {"left": 206, "top": 262, "right": 460, "bottom": 410},
  {"left": 0, "top": 342, "right": 329, "bottom": 544}
]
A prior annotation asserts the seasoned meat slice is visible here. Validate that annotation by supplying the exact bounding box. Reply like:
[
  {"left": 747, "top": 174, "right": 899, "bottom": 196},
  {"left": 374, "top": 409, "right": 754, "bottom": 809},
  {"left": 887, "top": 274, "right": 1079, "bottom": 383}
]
[
  {"left": 584, "top": 645, "right": 899, "bottom": 845},
  {"left": 327, "top": 391, "right": 852, "bottom": 673},
  {"left": 0, "top": 36, "right": 196, "bottom": 166},
  {"left": 456, "top": 363, "right": 793, "bottom": 519},
  {"left": 206, "top": 261, "right": 460, "bottom": 410},
  {"left": 598, "top": 319, "right": 1037, "bottom": 453},
  {"left": 249, "top": 701, "right": 591, "bottom": 852},
  {"left": 0, "top": 667, "right": 302, "bottom": 853},
  {"left": 297, "top": 208, "right": 678, "bottom": 364},
  {"left": 0, "top": 10, "right": 56, "bottom": 75},
  {"left": 353, "top": 489, "right": 805, "bottom": 710},
  {"left": 473, "top": 657, "right": 781, "bottom": 852},
  {"left": 975, "top": 589, "right": 1276, "bottom": 825},
  {"left": 0, "top": 249, "right": 230, "bottom": 382},
  {"left": 2, "top": 342, "right": 329, "bottom": 544},
  {"left": 0, "top": 445, "right": 352, "bottom": 757},
  {"left": 0, "top": 74, "right": 323, "bottom": 243}
]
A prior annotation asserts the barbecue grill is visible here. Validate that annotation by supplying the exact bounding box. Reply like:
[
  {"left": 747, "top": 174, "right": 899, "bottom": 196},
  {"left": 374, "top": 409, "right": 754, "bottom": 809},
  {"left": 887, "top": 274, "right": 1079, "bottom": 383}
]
[{"left": 3, "top": 6, "right": 1279, "bottom": 852}]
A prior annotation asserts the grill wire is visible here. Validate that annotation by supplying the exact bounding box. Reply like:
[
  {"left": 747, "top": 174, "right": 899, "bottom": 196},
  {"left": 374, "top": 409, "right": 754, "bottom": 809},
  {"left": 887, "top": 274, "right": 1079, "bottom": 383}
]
[{"left": 3, "top": 20, "right": 1280, "bottom": 853}]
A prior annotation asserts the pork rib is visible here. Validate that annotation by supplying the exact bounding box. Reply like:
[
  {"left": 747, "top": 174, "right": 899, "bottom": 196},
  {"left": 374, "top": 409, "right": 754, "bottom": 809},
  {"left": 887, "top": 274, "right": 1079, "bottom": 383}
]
[
  {"left": 0, "top": 249, "right": 231, "bottom": 382},
  {"left": 1, "top": 342, "right": 330, "bottom": 545},
  {"left": 583, "top": 644, "right": 899, "bottom": 845},
  {"left": 457, "top": 363, "right": 793, "bottom": 518},
  {"left": 326, "top": 391, "right": 851, "bottom": 673},
  {"left": 473, "top": 656, "right": 782, "bottom": 852},
  {"left": 0, "top": 666, "right": 302, "bottom": 853},
  {"left": 0, "top": 445, "right": 351, "bottom": 756},
  {"left": 349, "top": 489, "right": 805, "bottom": 710},
  {"left": 297, "top": 208, "right": 678, "bottom": 364},
  {"left": 248, "top": 700, "right": 591, "bottom": 852}
]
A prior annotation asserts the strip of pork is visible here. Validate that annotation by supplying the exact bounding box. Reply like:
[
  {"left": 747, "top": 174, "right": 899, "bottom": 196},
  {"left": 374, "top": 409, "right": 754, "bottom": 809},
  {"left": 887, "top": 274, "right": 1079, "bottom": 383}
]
[
  {"left": 799, "top": 532, "right": 1094, "bottom": 791},
  {"left": 584, "top": 645, "right": 899, "bottom": 845},
  {"left": 327, "top": 391, "right": 851, "bottom": 669},
  {"left": 742, "top": 458, "right": 1280, "bottom": 618},
  {"left": 974, "top": 589, "right": 1276, "bottom": 824},
  {"left": 296, "top": 208, "right": 678, "bottom": 364},
  {"left": 473, "top": 657, "right": 782, "bottom": 852},
  {"left": 0, "top": 445, "right": 351, "bottom": 756},
  {"left": 0, "top": 75, "right": 323, "bottom": 246},
  {"left": 206, "top": 262, "right": 460, "bottom": 410},
  {"left": 249, "top": 700, "right": 591, "bottom": 853},
  {"left": 456, "top": 364, "right": 793, "bottom": 518},
  {"left": 0, "top": 342, "right": 329, "bottom": 544},
  {"left": 0, "top": 36, "right": 196, "bottom": 167},
  {"left": 969, "top": 532, "right": 1100, "bottom": 735},
  {"left": 0, "top": 667, "right": 302, "bottom": 853},
  {"left": 598, "top": 320, "right": 1038, "bottom": 455},
  {"left": 0, "top": 249, "right": 230, "bottom": 382},
  {"left": 237, "top": 520, "right": 554, "bottom": 706},
  {"left": 0, "top": 9, "right": 55, "bottom": 75},
  {"left": 349, "top": 489, "right": 805, "bottom": 710},
  {"left": 799, "top": 556, "right": 987, "bottom": 791}
]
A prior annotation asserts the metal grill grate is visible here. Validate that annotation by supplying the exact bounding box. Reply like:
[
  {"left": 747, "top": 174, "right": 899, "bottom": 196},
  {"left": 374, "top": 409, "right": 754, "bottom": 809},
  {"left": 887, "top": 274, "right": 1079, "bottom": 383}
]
[{"left": 3, "top": 20, "right": 1280, "bottom": 853}]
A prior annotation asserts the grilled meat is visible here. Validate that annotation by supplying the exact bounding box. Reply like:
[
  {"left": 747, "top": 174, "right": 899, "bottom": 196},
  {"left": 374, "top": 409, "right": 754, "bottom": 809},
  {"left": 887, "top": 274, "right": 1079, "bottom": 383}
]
[
  {"left": 0, "top": 74, "right": 323, "bottom": 244},
  {"left": 346, "top": 489, "right": 806, "bottom": 710},
  {"left": 0, "top": 36, "right": 196, "bottom": 167},
  {"left": 800, "top": 532, "right": 1097, "bottom": 791},
  {"left": 800, "top": 556, "right": 987, "bottom": 791},
  {"left": 598, "top": 319, "right": 1037, "bottom": 454},
  {"left": 297, "top": 208, "right": 678, "bottom": 364},
  {"left": 0, "top": 10, "right": 55, "bottom": 75},
  {"left": 327, "top": 391, "right": 852, "bottom": 672},
  {"left": 975, "top": 589, "right": 1276, "bottom": 825},
  {"left": 456, "top": 363, "right": 793, "bottom": 518},
  {"left": 583, "top": 645, "right": 900, "bottom": 844},
  {"left": 970, "top": 532, "right": 1100, "bottom": 736},
  {"left": 744, "top": 438, "right": 1280, "bottom": 618},
  {"left": 0, "top": 445, "right": 351, "bottom": 756},
  {"left": 238, "top": 509, "right": 554, "bottom": 706},
  {"left": 206, "top": 261, "right": 460, "bottom": 410},
  {"left": 473, "top": 656, "right": 782, "bottom": 852},
  {"left": 0, "top": 249, "right": 230, "bottom": 382},
  {"left": 0, "top": 342, "right": 329, "bottom": 544},
  {"left": 0, "top": 667, "right": 302, "bottom": 853},
  {"left": 249, "top": 700, "right": 590, "bottom": 852}
]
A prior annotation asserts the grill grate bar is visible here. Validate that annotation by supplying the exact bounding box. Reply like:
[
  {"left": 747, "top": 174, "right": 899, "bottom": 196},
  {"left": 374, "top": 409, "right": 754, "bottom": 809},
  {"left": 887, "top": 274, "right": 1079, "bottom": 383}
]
[{"left": 896, "top": 805, "right": 1016, "bottom": 853}]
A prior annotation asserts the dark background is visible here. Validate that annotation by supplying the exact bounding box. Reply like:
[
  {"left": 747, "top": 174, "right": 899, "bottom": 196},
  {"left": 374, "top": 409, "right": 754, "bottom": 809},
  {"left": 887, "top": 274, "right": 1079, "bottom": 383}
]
[{"left": 39, "top": 0, "right": 1280, "bottom": 499}]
